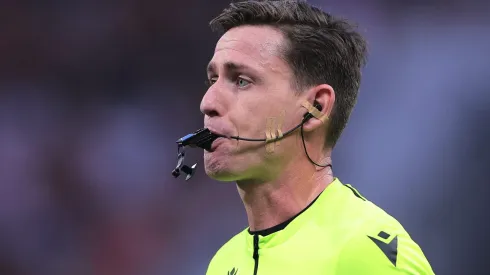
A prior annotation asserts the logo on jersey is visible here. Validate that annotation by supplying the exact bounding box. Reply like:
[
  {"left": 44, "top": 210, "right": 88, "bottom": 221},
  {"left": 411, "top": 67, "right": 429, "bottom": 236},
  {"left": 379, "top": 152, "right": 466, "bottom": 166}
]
[
  {"left": 368, "top": 231, "right": 398, "bottom": 266},
  {"left": 228, "top": 267, "right": 238, "bottom": 275}
]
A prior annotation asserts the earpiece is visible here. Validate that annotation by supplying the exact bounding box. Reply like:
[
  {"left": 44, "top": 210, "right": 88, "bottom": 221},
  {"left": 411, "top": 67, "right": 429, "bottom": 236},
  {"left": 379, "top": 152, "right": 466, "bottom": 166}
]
[
  {"left": 303, "top": 101, "right": 323, "bottom": 122},
  {"left": 314, "top": 102, "right": 322, "bottom": 111}
]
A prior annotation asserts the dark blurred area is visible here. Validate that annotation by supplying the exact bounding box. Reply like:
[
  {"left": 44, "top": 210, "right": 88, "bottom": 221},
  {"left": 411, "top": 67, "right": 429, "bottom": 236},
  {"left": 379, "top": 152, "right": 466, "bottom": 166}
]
[{"left": 0, "top": 0, "right": 489, "bottom": 274}]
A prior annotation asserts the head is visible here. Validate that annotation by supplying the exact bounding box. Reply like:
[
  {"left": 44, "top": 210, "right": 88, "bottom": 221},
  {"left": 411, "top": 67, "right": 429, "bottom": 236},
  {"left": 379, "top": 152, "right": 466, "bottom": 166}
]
[{"left": 201, "top": 0, "right": 367, "bottom": 182}]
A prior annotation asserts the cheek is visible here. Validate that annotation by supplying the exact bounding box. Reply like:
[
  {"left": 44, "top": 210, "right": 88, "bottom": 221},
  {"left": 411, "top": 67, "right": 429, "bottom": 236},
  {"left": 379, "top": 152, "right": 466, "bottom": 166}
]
[
  {"left": 229, "top": 97, "right": 265, "bottom": 133},
  {"left": 229, "top": 87, "right": 295, "bottom": 137}
]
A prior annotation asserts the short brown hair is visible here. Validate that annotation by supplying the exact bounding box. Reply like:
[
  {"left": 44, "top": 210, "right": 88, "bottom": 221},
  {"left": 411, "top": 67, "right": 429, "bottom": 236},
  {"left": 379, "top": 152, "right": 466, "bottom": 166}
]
[{"left": 210, "top": 0, "right": 368, "bottom": 147}]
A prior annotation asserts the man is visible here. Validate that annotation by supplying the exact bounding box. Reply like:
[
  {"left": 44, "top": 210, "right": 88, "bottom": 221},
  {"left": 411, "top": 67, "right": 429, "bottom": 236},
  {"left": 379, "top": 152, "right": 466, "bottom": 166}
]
[{"left": 201, "top": 1, "right": 434, "bottom": 274}]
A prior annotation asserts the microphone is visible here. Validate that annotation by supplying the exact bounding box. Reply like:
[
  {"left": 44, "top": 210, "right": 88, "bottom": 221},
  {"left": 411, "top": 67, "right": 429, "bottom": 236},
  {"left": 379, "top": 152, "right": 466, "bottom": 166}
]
[{"left": 171, "top": 102, "right": 327, "bottom": 180}]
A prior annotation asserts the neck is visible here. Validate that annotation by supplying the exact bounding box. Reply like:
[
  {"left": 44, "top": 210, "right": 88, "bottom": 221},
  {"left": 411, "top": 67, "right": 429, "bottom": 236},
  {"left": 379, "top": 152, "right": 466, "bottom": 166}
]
[{"left": 236, "top": 153, "right": 334, "bottom": 232}]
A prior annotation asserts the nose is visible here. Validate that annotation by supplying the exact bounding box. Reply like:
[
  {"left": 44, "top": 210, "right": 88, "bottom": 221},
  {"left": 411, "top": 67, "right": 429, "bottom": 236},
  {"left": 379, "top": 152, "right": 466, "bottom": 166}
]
[{"left": 200, "top": 86, "right": 222, "bottom": 118}]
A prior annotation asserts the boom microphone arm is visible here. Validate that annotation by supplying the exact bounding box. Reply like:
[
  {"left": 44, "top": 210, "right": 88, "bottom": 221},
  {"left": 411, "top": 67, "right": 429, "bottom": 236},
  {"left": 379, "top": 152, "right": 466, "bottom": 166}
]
[{"left": 172, "top": 103, "right": 329, "bottom": 180}]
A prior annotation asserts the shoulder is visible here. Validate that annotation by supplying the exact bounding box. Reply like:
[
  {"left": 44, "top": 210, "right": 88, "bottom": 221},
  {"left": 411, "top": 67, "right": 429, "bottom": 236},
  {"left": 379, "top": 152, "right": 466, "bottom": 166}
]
[
  {"left": 206, "top": 228, "right": 248, "bottom": 274},
  {"left": 334, "top": 196, "right": 435, "bottom": 275}
]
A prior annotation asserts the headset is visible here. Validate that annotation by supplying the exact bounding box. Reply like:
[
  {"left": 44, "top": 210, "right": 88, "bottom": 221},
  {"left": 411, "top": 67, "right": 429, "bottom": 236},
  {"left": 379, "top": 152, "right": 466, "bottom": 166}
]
[{"left": 171, "top": 102, "right": 331, "bottom": 180}]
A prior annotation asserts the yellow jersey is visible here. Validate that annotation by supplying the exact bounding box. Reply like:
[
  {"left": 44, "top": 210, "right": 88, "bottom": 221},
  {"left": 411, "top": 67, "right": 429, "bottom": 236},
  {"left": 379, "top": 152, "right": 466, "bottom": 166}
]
[{"left": 206, "top": 178, "right": 434, "bottom": 275}]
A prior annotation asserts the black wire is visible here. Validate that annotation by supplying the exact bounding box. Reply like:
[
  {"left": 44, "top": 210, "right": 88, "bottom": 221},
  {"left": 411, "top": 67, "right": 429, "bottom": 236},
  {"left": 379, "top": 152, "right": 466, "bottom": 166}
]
[
  {"left": 228, "top": 115, "right": 332, "bottom": 168},
  {"left": 228, "top": 122, "right": 303, "bottom": 142},
  {"left": 300, "top": 119, "right": 332, "bottom": 168}
]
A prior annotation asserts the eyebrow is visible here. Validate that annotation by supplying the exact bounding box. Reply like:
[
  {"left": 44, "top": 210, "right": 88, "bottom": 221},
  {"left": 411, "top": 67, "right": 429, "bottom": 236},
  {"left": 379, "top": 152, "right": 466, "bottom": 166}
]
[{"left": 206, "top": 61, "right": 255, "bottom": 75}]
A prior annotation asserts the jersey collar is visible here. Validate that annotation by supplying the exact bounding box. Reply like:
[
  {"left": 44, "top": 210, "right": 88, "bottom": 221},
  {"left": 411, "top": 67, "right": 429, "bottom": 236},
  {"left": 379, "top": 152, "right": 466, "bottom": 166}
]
[{"left": 244, "top": 178, "right": 344, "bottom": 250}]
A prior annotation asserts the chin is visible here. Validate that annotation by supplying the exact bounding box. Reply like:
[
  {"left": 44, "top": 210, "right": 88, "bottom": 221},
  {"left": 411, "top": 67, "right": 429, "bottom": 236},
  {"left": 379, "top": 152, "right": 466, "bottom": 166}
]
[
  {"left": 205, "top": 171, "right": 238, "bottom": 182},
  {"left": 204, "top": 166, "right": 240, "bottom": 182},
  {"left": 203, "top": 153, "right": 245, "bottom": 182}
]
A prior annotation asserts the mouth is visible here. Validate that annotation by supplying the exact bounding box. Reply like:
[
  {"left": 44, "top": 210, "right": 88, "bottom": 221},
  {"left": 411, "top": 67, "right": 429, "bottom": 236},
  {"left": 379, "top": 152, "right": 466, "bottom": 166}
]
[
  {"left": 206, "top": 136, "right": 225, "bottom": 152},
  {"left": 203, "top": 127, "right": 230, "bottom": 152}
]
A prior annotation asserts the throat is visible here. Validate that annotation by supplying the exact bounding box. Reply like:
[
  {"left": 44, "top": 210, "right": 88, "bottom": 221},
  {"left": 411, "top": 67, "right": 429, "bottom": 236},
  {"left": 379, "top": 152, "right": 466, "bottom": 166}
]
[
  {"left": 248, "top": 191, "right": 321, "bottom": 236},
  {"left": 239, "top": 181, "right": 326, "bottom": 233},
  {"left": 237, "top": 162, "right": 333, "bottom": 232}
]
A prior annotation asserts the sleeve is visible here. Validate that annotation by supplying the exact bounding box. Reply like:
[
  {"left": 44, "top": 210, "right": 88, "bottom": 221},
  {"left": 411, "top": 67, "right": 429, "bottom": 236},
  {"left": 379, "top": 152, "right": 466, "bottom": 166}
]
[{"left": 335, "top": 230, "right": 435, "bottom": 275}]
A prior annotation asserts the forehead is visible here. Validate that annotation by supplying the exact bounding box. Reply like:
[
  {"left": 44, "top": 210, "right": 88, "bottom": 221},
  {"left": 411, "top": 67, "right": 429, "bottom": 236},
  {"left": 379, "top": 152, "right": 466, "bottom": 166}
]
[{"left": 210, "top": 25, "right": 290, "bottom": 75}]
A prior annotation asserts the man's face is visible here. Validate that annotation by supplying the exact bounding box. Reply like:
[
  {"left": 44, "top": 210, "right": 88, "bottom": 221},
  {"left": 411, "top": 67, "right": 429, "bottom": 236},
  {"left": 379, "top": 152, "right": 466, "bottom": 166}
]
[{"left": 201, "top": 25, "right": 306, "bottom": 182}]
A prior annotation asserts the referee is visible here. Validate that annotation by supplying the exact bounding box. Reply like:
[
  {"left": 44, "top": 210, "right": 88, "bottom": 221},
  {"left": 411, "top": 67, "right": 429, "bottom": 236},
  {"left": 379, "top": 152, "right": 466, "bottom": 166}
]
[{"left": 201, "top": 1, "right": 434, "bottom": 274}]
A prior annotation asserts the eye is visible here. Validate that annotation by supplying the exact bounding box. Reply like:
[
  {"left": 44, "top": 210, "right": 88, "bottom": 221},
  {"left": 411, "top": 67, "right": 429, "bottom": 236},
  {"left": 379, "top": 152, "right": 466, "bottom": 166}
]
[
  {"left": 236, "top": 77, "right": 251, "bottom": 88},
  {"left": 205, "top": 77, "right": 217, "bottom": 87}
]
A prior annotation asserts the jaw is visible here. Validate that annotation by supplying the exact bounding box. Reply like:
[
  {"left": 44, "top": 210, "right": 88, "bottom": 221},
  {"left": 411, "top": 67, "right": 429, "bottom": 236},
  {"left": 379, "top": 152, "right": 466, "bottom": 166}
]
[
  {"left": 203, "top": 135, "right": 301, "bottom": 183},
  {"left": 204, "top": 151, "right": 239, "bottom": 182},
  {"left": 204, "top": 149, "right": 269, "bottom": 183}
]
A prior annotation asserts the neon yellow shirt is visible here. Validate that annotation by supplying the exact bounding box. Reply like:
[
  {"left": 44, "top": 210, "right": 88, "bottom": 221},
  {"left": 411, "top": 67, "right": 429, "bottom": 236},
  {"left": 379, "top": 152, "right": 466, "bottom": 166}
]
[{"left": 206, "top": 178, "right": 434, "bottom": 275}]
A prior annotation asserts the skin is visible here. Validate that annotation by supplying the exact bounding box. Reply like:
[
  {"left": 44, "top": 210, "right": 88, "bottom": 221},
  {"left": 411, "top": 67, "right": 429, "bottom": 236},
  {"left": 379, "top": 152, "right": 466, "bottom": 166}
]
[{"left": 200, "top": 25, "right": 336, "bottom": 231}]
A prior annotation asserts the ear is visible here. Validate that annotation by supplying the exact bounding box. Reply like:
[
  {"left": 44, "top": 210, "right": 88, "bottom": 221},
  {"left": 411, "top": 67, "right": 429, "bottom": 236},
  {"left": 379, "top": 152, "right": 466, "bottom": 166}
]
[{"left": 301, "top": 84, "right": 335, "bottom": 132}]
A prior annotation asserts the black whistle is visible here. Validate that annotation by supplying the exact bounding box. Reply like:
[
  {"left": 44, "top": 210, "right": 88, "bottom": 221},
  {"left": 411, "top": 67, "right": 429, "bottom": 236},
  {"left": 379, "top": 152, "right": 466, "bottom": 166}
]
[
  {"left": 172, "top": 128, "right": 220, "bottom": 180},
  {"left": 176, "top": 128, "right": 220, "bottom": 151},
  {"left": 172, "top": 162, "right": 197, "bottom": 181}
]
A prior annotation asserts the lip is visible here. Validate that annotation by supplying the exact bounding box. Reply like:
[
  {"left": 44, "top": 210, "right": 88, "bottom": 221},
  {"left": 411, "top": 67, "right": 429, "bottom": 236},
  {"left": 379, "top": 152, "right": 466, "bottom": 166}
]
[
  {"left": 205, "top": 136, "right": 225, "bottom": 152},
  {"left": 204, "top": 126, "right": 230, "bottom": 152},
  {"left": 205, "top": 126, "right": 230, "bottom": 138}
]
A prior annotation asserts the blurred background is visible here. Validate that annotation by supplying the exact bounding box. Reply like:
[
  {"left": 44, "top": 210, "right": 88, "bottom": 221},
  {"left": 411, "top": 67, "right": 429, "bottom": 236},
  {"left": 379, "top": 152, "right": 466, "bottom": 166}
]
[{"left": 0, "top": 0, "right": 489, "bottom": 274}]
